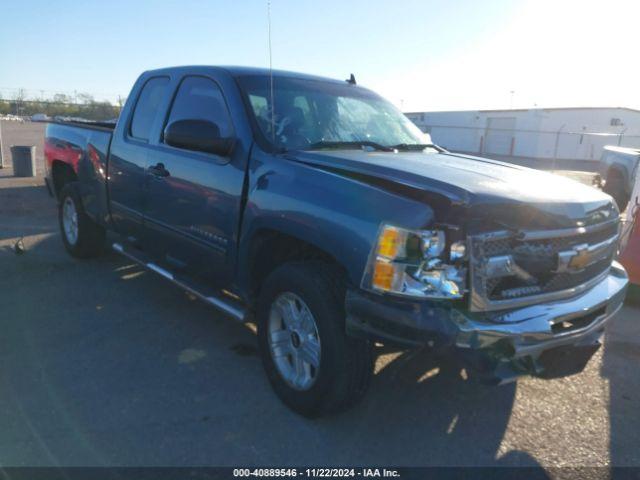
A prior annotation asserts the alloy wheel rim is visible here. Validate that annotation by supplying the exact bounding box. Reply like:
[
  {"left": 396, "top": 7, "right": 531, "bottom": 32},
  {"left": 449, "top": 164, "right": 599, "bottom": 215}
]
[
  {"left": 62, "top": 197, "right": 79, "bottom": 246},
  {"left": 268, "top": 292, "right": 321, "bottom": 391}
]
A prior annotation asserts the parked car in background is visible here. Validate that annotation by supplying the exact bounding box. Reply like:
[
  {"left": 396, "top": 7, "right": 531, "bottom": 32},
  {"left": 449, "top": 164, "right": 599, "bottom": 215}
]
[
  {"left": 598, "top": 145, "right": 640, "bottom": 210},
  {"left": 31, "top": 113, "right": 51, "bottom": 122},
  {"left": 0, "top": 114, "right": 26, "bottom": 122},
  {"left": 44, "top": 66, "right": 628, "bottom": 417}
]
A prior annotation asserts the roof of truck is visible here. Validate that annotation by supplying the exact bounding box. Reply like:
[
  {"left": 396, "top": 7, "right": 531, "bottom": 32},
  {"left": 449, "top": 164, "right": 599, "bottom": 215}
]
[{"left": 144, "top": 65, "right": 349, "bottom": 84}]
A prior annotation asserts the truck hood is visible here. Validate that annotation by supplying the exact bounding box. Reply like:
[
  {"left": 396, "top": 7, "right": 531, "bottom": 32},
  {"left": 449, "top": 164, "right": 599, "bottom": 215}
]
[{"left": 287, "top": 150, "right": 617, "bottom": 231}]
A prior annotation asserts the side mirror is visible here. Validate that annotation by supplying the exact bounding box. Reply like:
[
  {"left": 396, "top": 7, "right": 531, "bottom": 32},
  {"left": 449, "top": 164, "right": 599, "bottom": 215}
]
[{"left": 164, "top": 119, "right": 235, "bottom": 156}]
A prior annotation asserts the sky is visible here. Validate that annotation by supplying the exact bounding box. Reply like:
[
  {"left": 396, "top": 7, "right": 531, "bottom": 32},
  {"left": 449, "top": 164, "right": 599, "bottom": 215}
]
[{"left": 1, "top": 0, "right": 639, "bottom": 112}]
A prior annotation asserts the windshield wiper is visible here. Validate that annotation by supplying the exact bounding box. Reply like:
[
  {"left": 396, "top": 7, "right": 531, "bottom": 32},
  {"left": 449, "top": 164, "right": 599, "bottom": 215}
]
[
  {"left": 304, "top": 141, "right": 394, "bottom": 152},
  {"left": 303, "top": 140, "right": 446, "bottom": 153},
  {"left": 390, "top": 143, "right": 446, "bottom": 152}
]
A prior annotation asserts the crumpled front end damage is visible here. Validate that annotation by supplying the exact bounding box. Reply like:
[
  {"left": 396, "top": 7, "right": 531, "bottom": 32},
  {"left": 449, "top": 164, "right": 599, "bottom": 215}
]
[{"left": 346, "top": 262, "right": 628, "bottom": 384}]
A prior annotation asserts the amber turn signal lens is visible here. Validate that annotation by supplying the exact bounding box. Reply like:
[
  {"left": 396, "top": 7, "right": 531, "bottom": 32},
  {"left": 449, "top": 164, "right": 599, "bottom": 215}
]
[
  {"left": 377, "top": 227, "right": 402, "bottom": 258},
  {"left": 372, "top": 260, "right": 395, "bottom": 291}
]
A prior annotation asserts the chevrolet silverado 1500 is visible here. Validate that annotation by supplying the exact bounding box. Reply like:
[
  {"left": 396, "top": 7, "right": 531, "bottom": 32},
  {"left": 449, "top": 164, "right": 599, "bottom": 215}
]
[{"left": 45, "top": 66, "right": 629, "bottom": 417}]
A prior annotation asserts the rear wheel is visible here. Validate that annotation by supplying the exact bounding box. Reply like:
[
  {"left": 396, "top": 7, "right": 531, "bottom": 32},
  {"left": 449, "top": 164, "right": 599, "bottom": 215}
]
[
  {"left": 58, "top": 184, "right": 105, "bottom": 258},
  {"left": 604, "top": 170, "right": 629, "bottom": 211},
  {"left": 257, "top": 262, "right": 374, "bottom": 417}
]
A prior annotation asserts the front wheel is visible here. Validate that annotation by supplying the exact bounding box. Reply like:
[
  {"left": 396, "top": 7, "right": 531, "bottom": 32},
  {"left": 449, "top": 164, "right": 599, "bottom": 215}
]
[
  {"left": 58, "top": 184, "right": 106, "bottom": 258},
  {"left": 257, "top": 262, "right": 374, "bottom": 417}
]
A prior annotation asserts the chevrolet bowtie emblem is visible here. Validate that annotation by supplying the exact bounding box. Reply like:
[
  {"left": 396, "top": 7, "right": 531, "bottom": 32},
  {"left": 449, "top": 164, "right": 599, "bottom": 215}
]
[
  {"left": 556, "top": 237, "right": 616, "bottom": 274},
  {"left": 567, "top": 244, "right": 591, "bottom": 270}
]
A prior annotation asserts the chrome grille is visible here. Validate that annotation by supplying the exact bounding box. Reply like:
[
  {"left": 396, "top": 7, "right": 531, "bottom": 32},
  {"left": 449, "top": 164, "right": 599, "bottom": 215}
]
[{"left": 469, "top": 220, "right": 619, "bottom": 311}]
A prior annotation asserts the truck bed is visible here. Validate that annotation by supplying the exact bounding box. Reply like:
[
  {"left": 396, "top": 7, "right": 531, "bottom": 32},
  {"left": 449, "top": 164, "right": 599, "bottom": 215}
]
[
  {"left": 44, "top": 120, "right": 114, "bottom": 225},
  {"left": 49, "top": 119, "right": 116, "bottom": 132}
]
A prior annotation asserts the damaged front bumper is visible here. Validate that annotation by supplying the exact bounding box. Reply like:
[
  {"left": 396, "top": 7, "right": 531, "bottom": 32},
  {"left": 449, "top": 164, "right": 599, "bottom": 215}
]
[{"left": 346, "top": 261, "right": 629, "bottom": 384}]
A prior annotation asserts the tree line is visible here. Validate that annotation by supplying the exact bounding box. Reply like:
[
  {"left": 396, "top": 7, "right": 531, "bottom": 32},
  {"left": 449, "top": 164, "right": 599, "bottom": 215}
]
[{"left": 0, "top": 90, "right": 122, "bottom": 121}]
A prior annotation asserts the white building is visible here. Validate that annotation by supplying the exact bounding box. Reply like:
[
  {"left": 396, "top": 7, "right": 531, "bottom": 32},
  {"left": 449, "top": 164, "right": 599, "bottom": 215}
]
[{"left": 405, "top": 107, "right": 640, "bottom": 163}]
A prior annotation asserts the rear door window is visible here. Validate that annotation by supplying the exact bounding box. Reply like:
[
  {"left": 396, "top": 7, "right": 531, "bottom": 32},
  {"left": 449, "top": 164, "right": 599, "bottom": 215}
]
[{"left": 130, "top": 76, "right": 170, "bottom": 141}]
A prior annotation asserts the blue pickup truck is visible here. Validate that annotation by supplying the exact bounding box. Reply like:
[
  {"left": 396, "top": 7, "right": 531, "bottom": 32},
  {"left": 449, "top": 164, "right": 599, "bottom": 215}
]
[{"left": 45, "top": 66, "right": 629, "bottom": 417}]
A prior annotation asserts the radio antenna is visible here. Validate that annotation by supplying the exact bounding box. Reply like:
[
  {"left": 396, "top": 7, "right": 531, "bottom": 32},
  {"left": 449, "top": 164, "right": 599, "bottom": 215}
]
[{"left": 267, "top": 0, "right": 275, "bottom": 143}]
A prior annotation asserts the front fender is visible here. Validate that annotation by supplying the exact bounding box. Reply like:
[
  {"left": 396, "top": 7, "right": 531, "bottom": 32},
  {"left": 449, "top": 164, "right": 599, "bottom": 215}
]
[{"left": 237, "top": 149, "right": 434, "bottom": 292}]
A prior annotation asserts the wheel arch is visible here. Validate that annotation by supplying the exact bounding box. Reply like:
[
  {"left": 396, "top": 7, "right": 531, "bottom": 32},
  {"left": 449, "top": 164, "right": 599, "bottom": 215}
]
[
  {"left": 51, "top": 160, "right": 78, "bottom": 200},
  {"left": 607, "top": 165, "right": 629, "bottom": 190},
  {"left": 242, "top": 227, "right": 349, "bottom": 302}
]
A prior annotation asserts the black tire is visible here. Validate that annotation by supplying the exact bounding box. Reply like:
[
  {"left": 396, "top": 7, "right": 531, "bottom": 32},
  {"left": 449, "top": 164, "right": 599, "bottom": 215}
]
[
  {"left": 604, "top": 170, "right": 630, "bottom": 211},
  {"left": 58, "top": 184, "right": 106, "bottom": 258},
  {"left": 257, "top": 262, "right": 374, "bottom": 418}
]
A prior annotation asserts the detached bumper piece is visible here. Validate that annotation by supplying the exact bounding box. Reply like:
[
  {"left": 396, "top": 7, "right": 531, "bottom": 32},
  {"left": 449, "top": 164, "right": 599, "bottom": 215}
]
[{"left": 346, "top": 261, "right": 629, "bottom": 384}]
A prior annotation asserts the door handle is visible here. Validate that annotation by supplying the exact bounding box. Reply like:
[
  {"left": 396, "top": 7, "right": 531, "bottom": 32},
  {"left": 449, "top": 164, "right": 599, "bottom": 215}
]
[{"left": 148, "top": 162, "right": 170, "bottom": 178}]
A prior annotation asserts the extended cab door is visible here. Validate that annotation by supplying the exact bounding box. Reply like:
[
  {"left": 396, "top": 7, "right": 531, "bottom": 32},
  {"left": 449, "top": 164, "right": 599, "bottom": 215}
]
[
  {"left": 108, "top": 76, "right": 171, "bottom": 242},
  {"left": 142, "top": 74, "right": 246, "bottom": 287}
]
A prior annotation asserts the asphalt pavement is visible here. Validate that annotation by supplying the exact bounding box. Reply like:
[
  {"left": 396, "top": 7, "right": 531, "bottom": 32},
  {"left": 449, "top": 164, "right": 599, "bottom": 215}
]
[{"left": 0, "top": 123, "right": 638, "bottom": 468}]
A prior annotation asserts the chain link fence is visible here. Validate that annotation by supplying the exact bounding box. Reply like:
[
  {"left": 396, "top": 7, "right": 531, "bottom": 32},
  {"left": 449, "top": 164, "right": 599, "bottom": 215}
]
[{"left": 422, "top": 125, "right": 640, "bottom": 170}]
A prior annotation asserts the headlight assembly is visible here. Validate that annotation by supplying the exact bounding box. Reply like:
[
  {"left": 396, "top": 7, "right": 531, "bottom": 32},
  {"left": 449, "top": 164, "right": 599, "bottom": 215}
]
[{"left": 364, "top": 224, "right": 467, "bottom": 299}]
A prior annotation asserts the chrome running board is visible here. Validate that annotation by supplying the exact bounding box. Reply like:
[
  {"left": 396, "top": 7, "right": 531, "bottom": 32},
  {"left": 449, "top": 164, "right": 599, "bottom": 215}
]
[{"left": 112, "top": 242, "right": 246, "bottom": 322}]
